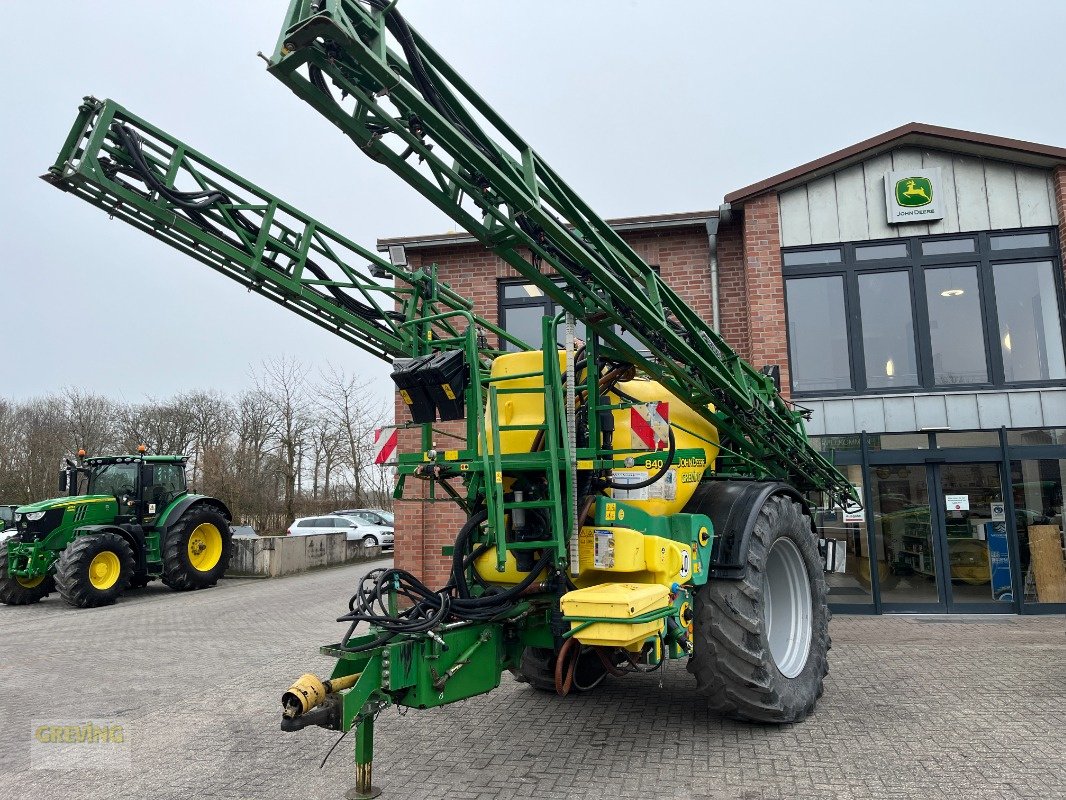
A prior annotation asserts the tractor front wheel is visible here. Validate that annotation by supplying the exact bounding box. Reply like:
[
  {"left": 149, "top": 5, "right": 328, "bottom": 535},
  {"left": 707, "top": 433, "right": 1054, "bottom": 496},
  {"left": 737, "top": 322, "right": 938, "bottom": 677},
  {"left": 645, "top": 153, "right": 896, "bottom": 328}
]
[
  {"left": 688, "top": 494, "right": 830, "bottom": 723},
  {"left": 161, "top": 508, "right": 231, "bottom": 591},
  {"left": 0, "top": 542, "right": 55, "bottom": 605},
  {"left": 54, "top": 533, "right": 135, "bottom": 608}
]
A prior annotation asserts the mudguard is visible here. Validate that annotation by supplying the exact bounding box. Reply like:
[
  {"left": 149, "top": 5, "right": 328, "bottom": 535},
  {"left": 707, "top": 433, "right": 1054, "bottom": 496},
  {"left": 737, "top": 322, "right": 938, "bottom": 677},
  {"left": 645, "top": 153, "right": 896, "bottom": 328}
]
[
  {"left": 72, "top": 524, "right": 148, "bottom": 571},
  {"left": 156, "top": 495, "right": 232, "bottom": 532},
  {"left": 683, "top": 481, "right": 812, "bottom": 580}
]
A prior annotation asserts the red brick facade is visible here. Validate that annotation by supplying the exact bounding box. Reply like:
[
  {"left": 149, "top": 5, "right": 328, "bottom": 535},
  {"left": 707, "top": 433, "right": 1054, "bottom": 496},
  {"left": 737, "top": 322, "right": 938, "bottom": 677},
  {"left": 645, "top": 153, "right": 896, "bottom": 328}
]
[
  {"left": 715, "top": 221, "right": 751, "bottom": 361},
  {"left": 740, "top": 194, "right": 789, "bottom": 399}
]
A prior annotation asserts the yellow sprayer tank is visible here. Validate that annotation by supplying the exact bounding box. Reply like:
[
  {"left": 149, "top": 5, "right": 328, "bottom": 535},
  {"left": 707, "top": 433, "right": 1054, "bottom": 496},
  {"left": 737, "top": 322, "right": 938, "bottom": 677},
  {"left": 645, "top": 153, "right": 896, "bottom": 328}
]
[{"left": 484, "top": 350, "right": 718, "bottom": 516}]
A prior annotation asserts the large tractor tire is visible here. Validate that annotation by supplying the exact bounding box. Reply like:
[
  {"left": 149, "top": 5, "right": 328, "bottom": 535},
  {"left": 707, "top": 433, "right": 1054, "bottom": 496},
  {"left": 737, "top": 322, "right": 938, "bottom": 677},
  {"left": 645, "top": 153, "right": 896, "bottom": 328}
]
[
  {"left": 161, "top": 507, "right": 231, "bottom": 591},
  {"left": 54, "top": 533, "right": 135, "bottom": 609},
  {"left": 0, "top": 541, "right": 55, "bottom": 605},
  {"left": 688, "top": 494, "right": 830, "bottom": 723}
]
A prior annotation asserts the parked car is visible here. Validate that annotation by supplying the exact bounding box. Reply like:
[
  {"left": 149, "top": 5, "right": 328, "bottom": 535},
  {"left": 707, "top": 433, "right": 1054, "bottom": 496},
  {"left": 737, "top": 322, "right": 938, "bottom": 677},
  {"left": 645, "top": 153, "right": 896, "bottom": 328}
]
[
  {"left": 332, "top": 508, "right": 394, "bottom": 527},
  {"left": 287, "top": 515, "right": 394, "bottom": 548}
]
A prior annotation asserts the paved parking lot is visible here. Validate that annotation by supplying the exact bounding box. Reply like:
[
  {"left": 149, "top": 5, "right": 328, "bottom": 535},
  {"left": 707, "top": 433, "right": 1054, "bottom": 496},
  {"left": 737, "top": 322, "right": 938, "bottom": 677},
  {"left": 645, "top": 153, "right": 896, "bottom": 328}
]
[{"left": 1, "top": 559, "right": 1063, "bottom": 800}]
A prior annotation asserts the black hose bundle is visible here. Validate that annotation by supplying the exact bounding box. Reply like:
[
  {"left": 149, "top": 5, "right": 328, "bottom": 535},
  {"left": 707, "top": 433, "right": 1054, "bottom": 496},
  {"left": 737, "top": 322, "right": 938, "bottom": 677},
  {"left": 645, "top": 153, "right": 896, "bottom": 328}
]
[
  {"left": 336, "top": 509, "right": 553, "bottom": 650},
  {"left": 363, "top": 0, "right": 496, "bottom": 160},
  {"left": 107, "top": 123, "right": 402, "bottom": 328}
]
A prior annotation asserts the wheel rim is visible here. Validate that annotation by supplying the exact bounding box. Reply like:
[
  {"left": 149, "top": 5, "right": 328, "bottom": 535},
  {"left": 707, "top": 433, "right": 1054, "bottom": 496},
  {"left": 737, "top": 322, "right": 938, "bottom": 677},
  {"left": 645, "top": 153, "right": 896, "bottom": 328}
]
[
  {"left": 89, "top": 551, "right": 122, "bottom": 590},
  {"left": 188, "top": 523, "right": 223, "bottom": 572},
  {"left": 16, "top": 574, "right": 46, "bottom": 589},
  {"left": 362, "top": 535, "right": 376, "bottom": 548},
  {"left": 762, "top": 537, "right": 813, "bottom": 679}
]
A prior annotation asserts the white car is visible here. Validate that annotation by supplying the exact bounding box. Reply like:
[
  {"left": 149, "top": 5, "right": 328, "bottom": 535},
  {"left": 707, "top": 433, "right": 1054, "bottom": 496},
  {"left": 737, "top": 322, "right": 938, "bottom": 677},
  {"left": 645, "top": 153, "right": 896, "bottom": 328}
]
[
  {"left": 332, "top": 508, "right": 394, "bottom": 527},
  {"left": 287, "top": 515, "right": 394, "bottom": 548}
]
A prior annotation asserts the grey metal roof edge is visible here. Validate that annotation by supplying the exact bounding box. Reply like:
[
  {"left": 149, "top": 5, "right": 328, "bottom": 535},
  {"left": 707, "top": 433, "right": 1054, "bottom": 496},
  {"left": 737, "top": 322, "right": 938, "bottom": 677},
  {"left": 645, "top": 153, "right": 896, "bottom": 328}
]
[{"left": 376, "top": 211, "right": 719, "bottom": 252}]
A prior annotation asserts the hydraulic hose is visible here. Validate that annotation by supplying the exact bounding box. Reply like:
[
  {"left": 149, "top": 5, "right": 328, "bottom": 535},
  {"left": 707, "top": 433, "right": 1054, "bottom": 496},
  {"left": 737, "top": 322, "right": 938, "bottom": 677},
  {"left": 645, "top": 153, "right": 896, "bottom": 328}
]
[
  {"left": 109, "top": 123, "right": 402, "bottom": 327},
  {"left": 450, "top": 508, "right": 488, "bottom": 600}
]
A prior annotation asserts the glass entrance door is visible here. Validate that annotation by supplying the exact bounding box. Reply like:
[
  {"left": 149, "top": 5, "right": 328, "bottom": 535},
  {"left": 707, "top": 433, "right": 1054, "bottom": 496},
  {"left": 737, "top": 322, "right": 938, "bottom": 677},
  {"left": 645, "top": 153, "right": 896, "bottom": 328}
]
[
  {"left": 867, "top": 461, "right": 1016, "bottom": 612},
  {"left": 938, "top": 463, "right": 1014, "bottom": 611},
  {"left": 869, "top": 464, "right": 945, "bottom": 610}
]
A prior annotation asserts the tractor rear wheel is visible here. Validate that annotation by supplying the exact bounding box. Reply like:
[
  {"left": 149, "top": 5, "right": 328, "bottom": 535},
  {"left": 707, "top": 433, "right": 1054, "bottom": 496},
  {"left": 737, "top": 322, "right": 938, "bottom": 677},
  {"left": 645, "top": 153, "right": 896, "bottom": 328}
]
[
  {"left": 54, "top": 533, "right": 135, "bottom": 608},
  {"left": 161, "top": 508, "right": 231, "bottom": 591},
  {"left": 688, "top": 494, "right": 830, "bottom": 723},
  {"left": 0, "top": 542, "right": 55, "bottom": 605}
]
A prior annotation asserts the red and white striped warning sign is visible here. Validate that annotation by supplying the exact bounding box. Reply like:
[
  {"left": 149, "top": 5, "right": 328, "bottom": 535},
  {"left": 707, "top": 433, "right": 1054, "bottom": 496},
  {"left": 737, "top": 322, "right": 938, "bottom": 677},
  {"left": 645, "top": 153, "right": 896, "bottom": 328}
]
[
  {"left": 373, "top": 427, "right": 398, "bottom": 465},
  {"left": 630, "top": 402, "right": 670, "bottom": 450}
]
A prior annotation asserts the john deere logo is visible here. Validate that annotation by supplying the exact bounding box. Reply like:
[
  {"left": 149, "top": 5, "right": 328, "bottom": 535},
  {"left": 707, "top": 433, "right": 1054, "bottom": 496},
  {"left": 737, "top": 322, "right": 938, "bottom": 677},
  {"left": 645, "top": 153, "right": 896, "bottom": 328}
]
[
  {"left": 895, "top": 176, "right": 932, "bottom": 208},
  {"left": 885, "top": 168, "right": 943, "bottom": 224}
]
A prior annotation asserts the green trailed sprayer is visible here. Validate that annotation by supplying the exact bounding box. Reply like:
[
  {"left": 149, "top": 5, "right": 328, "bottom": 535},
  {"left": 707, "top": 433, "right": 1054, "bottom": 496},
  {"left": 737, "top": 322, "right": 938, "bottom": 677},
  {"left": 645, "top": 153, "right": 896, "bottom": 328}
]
[{"left": 42, "top": 1, "right": 858, "bottom": 795}]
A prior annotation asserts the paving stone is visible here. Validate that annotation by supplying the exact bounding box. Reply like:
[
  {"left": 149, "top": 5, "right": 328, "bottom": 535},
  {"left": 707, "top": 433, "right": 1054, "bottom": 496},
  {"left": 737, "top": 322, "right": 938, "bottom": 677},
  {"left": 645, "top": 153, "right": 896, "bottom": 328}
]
[{"left": 0, "top": 561, "right": 1063, "bottom": 800}]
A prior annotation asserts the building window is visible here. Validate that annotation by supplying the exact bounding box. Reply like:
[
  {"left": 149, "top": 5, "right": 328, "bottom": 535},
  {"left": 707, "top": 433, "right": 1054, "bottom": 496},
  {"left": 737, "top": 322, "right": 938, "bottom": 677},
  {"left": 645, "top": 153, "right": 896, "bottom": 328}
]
[
  {"left": 499, "top": 280, "right": 582, "bottom": 351},
  {"left": 924, "top": 265, "right": 987, "bottom": 384},
  {"left": 993, "top": 261, "right": 1065, "bottom": 382},
  {"left": 782, "top": 228, "right": 1065, "bottom": 396},
  {"left": 782, "top": 247, "right": 841, "bottom": 266},
  {"left": 858, "top": 271, "right": 918, "bottom": 388},
  {"left": 785, "top": 276, "right": 851, "bottom": 392},
  {"left": 1009, "top": 458, "right": 1066, "bottom": 605},
  {"left": 498, "top": 277, "right": 650, "bottom": 352}
]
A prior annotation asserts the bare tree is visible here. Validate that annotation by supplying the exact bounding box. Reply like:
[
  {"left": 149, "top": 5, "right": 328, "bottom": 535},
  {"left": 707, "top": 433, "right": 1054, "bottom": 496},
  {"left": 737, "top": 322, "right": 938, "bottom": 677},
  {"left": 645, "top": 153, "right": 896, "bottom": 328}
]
[
  {"left": 317, "top": 365, "right": 386, "bottom": 506},
  {"left": 308, "top": 414, "right": 344, "bottom": 500},
  {"left": 12, "top": 397, "right": 67, "bottom": 501},
  {"left": 180, "top": 390, "right": 234, "bottom": 489},
  {"left": 258, "top": 356, "right": 311, "bottom": 525},
  {"left": 121, "top": 398, "right": 195, "bottom": 455},
  {"left": 63, "top": 388, "right": 121, "bottom": 456}
]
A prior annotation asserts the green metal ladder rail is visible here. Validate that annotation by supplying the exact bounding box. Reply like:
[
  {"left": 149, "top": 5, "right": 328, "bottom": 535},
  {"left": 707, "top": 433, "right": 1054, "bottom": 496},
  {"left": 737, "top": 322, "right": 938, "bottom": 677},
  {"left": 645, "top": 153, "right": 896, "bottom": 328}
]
[
  {"left": 482, "top": 335, "right": 570, "bottom": 572},
  {"left": 43, "top": 96, "right": 524, "bottom": 365},
  {"left": 266, "top": 1, "right": 856, "bottom": 507}
]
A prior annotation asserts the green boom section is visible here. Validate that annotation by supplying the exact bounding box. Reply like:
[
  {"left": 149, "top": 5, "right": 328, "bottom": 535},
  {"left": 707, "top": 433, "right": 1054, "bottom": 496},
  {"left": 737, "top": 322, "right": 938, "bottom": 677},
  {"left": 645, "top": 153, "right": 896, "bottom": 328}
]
[
  {"left": 266, "top": 0, "right": 856, "bottom": 506},
  {"left": 43, "top": 97, "right": 527, "bottom": 365}
]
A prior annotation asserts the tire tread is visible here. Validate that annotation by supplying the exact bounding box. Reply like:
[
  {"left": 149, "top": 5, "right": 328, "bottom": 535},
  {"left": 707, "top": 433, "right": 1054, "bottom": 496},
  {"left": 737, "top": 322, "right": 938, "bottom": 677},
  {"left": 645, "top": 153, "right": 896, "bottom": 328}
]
[{"left": 687, "top": 494, "right": 831, "bottom": 723}]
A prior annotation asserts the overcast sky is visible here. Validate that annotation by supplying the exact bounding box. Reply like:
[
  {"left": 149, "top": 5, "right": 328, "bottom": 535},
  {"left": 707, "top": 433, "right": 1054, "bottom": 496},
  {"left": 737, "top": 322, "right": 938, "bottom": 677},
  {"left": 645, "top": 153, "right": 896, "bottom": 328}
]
[{"left": 4, "top": 1, "right": 1064, "bottom": 407}]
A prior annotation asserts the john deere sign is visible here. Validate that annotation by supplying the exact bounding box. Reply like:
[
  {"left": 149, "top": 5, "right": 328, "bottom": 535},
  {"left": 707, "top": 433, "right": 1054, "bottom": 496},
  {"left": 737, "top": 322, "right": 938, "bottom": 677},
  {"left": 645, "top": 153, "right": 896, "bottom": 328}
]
[{"left": 884, "top": 167, "right": 944, "bottom": 223}]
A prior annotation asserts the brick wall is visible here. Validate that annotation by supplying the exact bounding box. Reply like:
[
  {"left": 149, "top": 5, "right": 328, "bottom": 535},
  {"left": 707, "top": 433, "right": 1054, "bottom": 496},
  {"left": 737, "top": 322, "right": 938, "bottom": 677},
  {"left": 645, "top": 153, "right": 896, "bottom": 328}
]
[
  {"left": 391, "top": 246, "right": 498, "bottom": 589},
  {"left": 716, "top": 221, "right": 750, "bottom": 361},
  {"left": 741, "top": 193, "right": 789, "bottom": 398}
]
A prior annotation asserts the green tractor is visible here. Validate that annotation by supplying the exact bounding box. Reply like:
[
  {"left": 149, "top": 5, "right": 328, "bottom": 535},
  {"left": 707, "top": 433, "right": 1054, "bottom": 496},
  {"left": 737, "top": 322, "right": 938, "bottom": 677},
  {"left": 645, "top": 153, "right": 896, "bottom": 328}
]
[{"left": 0, "top": 452, "right": 233, "bottom": 608}]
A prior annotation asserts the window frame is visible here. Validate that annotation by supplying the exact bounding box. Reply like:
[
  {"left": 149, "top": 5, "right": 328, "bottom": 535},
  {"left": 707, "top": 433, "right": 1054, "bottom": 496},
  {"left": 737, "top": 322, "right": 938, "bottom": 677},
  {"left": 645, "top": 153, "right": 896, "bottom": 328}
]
[
  {"left": 783, "top": 227, "right": 1065, "bottom": 398},
  {"left": 498, "top": 271, "right": 659, "bottom": 352},
  {"left": 497, "top": 278, "right": 558, "bottom": 351}
]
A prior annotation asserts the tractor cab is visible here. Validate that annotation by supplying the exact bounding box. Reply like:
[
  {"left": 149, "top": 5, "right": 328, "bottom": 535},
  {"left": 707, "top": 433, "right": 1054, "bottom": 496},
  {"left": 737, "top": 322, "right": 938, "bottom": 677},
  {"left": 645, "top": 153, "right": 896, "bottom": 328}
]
[{"left": 82, "top": 455, "right": 189, "bottom": 524}]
